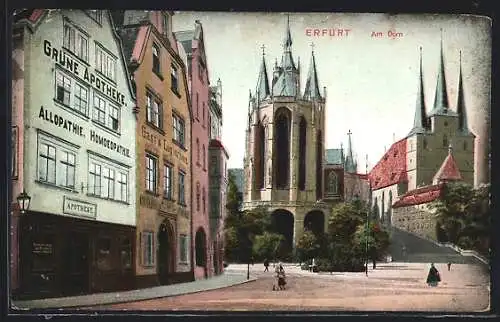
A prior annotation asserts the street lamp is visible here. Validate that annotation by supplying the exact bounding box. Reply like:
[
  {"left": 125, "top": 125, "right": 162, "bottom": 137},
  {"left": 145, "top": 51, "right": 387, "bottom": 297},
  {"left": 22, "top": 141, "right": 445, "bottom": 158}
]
[
  {"left": 365, "top": 209, "right": 369, "bottom": 277},
  {"left": 17, "top": 189, "right": 31, "bottom": 214}
]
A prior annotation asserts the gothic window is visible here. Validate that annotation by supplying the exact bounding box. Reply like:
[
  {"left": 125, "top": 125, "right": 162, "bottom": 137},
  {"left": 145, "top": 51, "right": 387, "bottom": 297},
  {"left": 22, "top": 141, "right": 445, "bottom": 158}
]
[
  {"left": 274, "top": 109, "right": 291, "bottom": 189},
  {"left": 327, "top": 171, "right": 338, "bottom": 194},
  {"left": 443, "top": 134, "right": 448, "bottom": 147},
  {"left": 255, "top": 123, "right": 265, "bottom": 189},
  {"left": 298, "top": 117, "right": 307, "bottom": 190}
]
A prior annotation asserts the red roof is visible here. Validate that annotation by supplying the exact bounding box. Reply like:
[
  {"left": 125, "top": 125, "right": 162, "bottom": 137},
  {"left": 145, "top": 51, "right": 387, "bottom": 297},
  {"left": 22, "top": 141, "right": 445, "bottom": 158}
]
[
  {"left": 392, "top": 183, "right": 444, "bottom": 208},
  {"left": 369, "top": 138, "right": 408, "bottom": 190},
  {"left": 433, "top": 151, "right": 462, "bottom": 183},
  {"left": 29, "top": 10, "right": 45, "bottom": 23}
]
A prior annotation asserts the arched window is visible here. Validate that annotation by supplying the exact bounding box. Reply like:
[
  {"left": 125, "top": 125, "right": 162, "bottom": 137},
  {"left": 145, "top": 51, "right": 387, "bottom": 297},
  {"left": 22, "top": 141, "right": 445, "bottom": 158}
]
[
  {"left": 443, "top": 134, "right": 448, "bottom": 147},
  {"left": 274, "top": 108, "right": 291, "bottom": 189},
  {"left": 327, "top": 171, "right": 338, "bottom": 194},
  {"left": 196, "top": 182, "right": 201, "bottom": 212},
  {"left": 316, "top": 130, "right": 323, "bottom": 199}
]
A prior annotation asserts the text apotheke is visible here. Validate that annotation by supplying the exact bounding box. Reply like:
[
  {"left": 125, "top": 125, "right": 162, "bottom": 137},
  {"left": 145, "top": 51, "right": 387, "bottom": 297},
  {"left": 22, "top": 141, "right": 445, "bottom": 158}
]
[{"left": 43, "top": 40, "right": 126, "bottom": 107}]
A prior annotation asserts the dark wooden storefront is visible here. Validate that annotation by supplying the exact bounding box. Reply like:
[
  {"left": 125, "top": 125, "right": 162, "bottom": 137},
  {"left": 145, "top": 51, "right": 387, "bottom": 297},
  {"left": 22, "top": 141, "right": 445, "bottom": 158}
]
[{"left": 17, "top": 212, "right": 135, "bottom": 300}]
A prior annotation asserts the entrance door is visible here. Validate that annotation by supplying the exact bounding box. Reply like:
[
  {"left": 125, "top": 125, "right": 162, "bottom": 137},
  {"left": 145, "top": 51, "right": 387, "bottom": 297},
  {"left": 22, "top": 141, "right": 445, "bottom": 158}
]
[
  {"left": 64, "top": 232, "right": 89, "bottom": 295},
  {"left": 157, "top": 223, "right": 172, "bottom": 285}
]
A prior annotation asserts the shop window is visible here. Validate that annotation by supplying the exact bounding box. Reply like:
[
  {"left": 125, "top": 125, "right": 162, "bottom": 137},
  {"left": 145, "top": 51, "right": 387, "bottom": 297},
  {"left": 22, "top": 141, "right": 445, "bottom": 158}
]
[
  {"left": 120, "top": 237, "right": 132, "bottom": 270},
  {"left": 142, "top": 231, "right": 154, "bottom": 266},
  {"left": 96, "top": 237, "right": 112, "bottom": 271},
  {"left": 179, "top": 234, "right": 188, "bottom": 263},
  {"left": 146, "top": 154, "right": 158, "bottom": 193},
  {"left": 31, "top": 234, "right": 55, "bottom": 272},
  {"left": 163, "top": 164, "right": 172, "bottom": 199}
]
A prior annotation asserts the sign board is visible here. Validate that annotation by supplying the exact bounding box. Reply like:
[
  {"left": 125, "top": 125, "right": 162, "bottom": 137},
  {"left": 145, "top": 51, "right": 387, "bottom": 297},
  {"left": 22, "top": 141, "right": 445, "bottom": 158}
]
[{"left": 63, "top": 196, "right": 97, "bottom": 219}]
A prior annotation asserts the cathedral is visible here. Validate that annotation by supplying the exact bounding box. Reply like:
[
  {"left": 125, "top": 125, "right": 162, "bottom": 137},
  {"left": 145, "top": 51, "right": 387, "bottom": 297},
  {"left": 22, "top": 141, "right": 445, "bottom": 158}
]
[{"left": 242, "top": 16, "right": 369, "bottom": 250}]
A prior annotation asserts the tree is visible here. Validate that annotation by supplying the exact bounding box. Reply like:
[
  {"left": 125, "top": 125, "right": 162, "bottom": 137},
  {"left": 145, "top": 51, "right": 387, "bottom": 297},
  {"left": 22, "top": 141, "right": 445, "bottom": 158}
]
[
  {"left": 353, "top": 221, "right": 390, "bottom": 261},
  {"left": 295, "top": 231, "right": 322, "bottom": 263},
  {"left": 430, "top": 182, "right": 490, "bottom": 257},
  {"left": 252, "top": 232, "right": 284, "bottom": 261}
]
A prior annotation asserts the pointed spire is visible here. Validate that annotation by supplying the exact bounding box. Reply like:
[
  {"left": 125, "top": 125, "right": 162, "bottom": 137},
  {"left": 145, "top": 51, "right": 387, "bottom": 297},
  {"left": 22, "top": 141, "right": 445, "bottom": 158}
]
[
  {"left": 283, "top": 14, "right": 292, "bottom": 50},
  {"left": 409, "top": 47, "right": 428, "bottom": 136},
  {"left": 255, "top": 44, "right": 270, "bottom": 103},
  {"left": 345, "top": 129, "right": 356, "bottom": 173},
  {"left": 456, "top": 50, "right": 469, "bottom": 133},
  {"left": 432, "top": 29, "right": 449, "bottom": 114},
  {"left": 303, "top": 43, "right": 322, "bottom": 100}
]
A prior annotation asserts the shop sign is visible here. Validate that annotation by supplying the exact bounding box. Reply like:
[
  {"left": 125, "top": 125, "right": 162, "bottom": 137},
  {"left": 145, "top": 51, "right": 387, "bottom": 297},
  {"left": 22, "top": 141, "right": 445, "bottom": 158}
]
[{"left": 63, "top": 196, "right": 97, "bottom": 219}]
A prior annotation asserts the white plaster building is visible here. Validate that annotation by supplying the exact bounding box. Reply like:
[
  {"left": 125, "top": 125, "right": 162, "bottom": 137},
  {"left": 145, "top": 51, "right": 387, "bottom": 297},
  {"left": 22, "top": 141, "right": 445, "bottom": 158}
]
[{"left": 12, "top": 9, "right": 137, "bottom": 298}]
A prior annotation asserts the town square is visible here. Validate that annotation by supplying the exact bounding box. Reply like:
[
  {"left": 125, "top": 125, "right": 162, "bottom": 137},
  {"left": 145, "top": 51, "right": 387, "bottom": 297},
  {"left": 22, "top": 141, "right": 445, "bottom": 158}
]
[{"left": 8, "top": 10, "right": 491, "bottom": 313}]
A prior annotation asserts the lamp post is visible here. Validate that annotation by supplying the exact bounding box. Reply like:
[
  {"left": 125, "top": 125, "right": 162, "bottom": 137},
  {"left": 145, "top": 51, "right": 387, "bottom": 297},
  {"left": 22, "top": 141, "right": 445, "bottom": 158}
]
[{"left": 17, "top": 189, "right": 31, "bottom": 214}]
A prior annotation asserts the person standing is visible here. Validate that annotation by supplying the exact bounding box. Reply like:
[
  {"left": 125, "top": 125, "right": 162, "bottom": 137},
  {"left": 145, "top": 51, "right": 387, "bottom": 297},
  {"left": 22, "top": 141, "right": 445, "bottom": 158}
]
[
  {"left": 426, "top": 263, "right": 441, "bottom": 287},
  {"left": 264, "top": 258, "right": 269, "bottom": 272},
  {"left": 447, "top": 262, "right": 452, "bottom": 271}
]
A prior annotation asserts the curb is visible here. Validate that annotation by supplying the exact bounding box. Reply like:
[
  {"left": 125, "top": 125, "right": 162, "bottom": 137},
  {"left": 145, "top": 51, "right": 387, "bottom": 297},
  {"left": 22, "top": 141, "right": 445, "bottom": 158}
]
[{"left": 12, "top": 276, "right": 258, "bottom": 310}]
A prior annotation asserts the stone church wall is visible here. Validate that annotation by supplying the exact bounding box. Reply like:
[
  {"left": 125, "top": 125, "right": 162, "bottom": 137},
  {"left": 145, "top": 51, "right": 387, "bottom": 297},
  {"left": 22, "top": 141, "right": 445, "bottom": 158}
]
[{"left": 392, "top": 204, "right": 437, "bottom": 241}]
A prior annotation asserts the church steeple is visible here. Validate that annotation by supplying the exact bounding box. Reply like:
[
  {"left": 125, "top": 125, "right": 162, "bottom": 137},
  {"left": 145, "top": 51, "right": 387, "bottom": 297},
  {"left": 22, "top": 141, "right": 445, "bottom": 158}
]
[
  {"left": 430, "top": 29, "right": 450, "bottom": 115},
  {"left": 283, "top": 14, "right": 292, "bottom": 50},
  {"left": 303, "top": 43, "right": 322, "bottom": 101},
  {"left": 456, "top": 51, "right": 469, "bottom": 133},
  {"left": 272, "top": 14, "right": 299, "bottom": 97},
  {"left": 409, "top": 47, "right": 427, "bottom": 136},
  {"left": 345, "top": 129, "right": 357, "bottom": 173},
  {"left": 255, "top": 45, "right": 270, "bottom": 103}
]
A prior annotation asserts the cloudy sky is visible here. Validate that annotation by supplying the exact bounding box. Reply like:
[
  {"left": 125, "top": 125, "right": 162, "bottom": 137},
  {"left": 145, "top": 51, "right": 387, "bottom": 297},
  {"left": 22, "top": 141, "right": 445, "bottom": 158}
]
[{"left": 172, "top": 12, "right": 491, "bottom": 171}]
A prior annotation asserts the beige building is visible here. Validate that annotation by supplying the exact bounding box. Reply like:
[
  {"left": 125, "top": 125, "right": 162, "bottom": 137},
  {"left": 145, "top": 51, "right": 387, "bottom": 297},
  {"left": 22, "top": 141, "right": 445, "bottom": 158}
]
[
  {"left": 113, "top": 10, "right": 193, "bottom": 287},
  {"left": 242, "top": 16, "right": 330, "bottom": 248}
]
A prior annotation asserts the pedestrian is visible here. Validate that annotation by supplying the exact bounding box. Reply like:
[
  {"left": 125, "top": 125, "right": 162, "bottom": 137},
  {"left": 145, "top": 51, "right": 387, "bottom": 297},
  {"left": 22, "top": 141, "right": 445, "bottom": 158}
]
[
  {"left": 447, "top": 262, "right": 452, "bottom": 271},
  {"left": 426, "top": 263, "right": 441, "bottom": 287},
  {"left": 372, "top": 258, "right": 376, "bottom": 269},
  {"left": 264, "top": 258, "right": 269, "bottom": 272}
]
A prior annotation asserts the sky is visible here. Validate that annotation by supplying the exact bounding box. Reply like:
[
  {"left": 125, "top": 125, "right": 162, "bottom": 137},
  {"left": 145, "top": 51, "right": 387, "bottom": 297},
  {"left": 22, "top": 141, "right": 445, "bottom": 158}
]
[{"left": 172, "top": 12, "right": 491, "bottom": 172}]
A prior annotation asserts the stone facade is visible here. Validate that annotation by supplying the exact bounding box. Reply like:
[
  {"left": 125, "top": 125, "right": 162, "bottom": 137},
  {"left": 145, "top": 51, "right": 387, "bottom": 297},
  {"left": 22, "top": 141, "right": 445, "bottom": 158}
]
[{"left": 114, "top": 10, "right": 193, "bottom": 287}]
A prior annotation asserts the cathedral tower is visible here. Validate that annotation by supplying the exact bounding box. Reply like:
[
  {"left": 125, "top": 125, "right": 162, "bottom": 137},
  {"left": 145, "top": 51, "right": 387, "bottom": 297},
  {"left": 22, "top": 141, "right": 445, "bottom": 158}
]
[{"left": 243, "top": 15, "right": 329, "bottom": 250}]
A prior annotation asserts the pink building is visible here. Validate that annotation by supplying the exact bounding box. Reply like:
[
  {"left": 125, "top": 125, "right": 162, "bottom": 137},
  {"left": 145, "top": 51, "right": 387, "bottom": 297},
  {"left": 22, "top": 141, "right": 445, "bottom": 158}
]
[{"left": 175, "top": 21, "right": 213, "bottom": 279}]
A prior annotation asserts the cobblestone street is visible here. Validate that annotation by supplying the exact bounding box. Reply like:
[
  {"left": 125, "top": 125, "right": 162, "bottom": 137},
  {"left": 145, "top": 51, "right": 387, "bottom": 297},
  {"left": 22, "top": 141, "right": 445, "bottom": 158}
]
[{"left": 81, "top": 262, "right": 489, "bottom": 312}]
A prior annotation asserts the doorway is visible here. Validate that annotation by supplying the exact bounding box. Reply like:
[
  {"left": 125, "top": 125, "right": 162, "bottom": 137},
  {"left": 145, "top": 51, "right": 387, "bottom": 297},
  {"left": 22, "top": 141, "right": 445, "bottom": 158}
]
[
  {"left": 158, "top": 221, "right": 174, "bottom": 285},
  {"left": 64, "top": 232, "right": 90, "bottom": 295}
]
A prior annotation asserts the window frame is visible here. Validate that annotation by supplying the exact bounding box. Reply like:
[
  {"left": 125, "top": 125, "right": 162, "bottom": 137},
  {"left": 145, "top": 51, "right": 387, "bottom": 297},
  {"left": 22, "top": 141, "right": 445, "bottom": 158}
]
[
  {"left": 63, "top": 20, "right": 89, "bottom": 62},
  {"left": 142, "top": 231, "right": 155, "bottom": 267},
  {"left": 145, "top": 153, "right": 158, "bottom": 193},
  {"left": 92, "top": 93, "right": 121, "bottom": 134},
  {"left": 152, "top": 42, "right": 161, "bottom": 76},
  {"left": 87, "top": 154, "right": 130, "bottom": 203},
  {"left": 163, "top": 163, "right": 173, "bottom": 200},
  {"left": 146, "top": 92, "right": 163, "bottom": 129},
  {"left": 178, "top": 170, "right": 186, "bottom": 206},
  {"left": 179, "top": 234, "right": 188, "bottom": 263},
  {"left": 95, "top": 43, "right": 117, "bottom": 82},
  {"left": 172, "top": 112, "right": 185, "bottom": 147},
  {"left": 171, "top": 63, "right": 179, "bottom": 94}
]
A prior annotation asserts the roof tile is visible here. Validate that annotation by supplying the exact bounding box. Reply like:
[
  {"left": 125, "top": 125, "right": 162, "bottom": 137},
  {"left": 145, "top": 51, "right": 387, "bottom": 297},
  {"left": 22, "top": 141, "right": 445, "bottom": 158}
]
[{"left": 369, "top": 138, "right": 407, "bottom": 190}]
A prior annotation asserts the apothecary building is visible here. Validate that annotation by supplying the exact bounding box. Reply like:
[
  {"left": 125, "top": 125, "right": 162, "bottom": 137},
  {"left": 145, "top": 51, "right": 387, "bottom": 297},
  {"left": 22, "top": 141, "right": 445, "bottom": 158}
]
[{"left": 11, "top": 9, "right": 137, "bottom": 298}]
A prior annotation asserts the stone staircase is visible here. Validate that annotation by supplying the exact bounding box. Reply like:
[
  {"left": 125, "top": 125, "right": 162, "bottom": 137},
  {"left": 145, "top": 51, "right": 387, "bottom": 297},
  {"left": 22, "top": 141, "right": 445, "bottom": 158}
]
[{"left": 387, "top": 227, "right": 482, "bottom": 265}]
